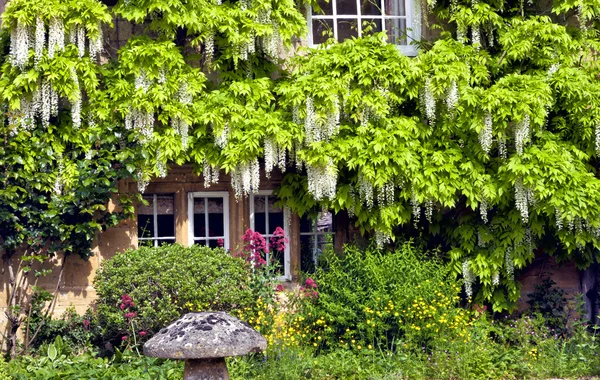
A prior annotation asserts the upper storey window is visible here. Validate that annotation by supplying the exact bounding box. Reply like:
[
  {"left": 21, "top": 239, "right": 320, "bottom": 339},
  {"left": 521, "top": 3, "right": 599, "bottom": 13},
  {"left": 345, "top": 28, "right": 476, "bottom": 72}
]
[{"left": 308, "top": 0, "right": 419, "bottom": 56}]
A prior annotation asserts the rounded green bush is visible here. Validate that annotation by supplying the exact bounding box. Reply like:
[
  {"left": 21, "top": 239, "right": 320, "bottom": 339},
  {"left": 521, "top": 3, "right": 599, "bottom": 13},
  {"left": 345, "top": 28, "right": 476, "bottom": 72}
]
[{"left": 93, "top": 244, "right": 254, "bottom": 345}]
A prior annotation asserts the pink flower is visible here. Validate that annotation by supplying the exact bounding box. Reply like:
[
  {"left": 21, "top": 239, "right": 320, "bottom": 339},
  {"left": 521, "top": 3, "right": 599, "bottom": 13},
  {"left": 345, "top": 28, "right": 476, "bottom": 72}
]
[
  {"left": 139, "top": 331, "right": 147, "bottom": 337},
  {"left": 83, "top": 319, "right": 90, "bottom": 330},
  {"left": 125, "top": 312, "right": 137, "bottom": 319},
  {"left": 312, "top": 291, "right": 319, "bottom": 298},
  {"left": 275, "top": 284, "right": 284, "bottom": 292},
  {"left": 120, "top": 303, "right": 126, "bottom": 310},
  {"left": 121, "top": 336, "right": 128, "bottom": 341},
  {"left": 217, "top": 238, "right": 224, "bottom": 247},
  {"left": 305, "top": 278, "right": 317, "bottom": 289},
  {"left": 269, "top": 227, "right": 289, "bottom": 252},
  {"left": 242, "top": 229, "right": 267, "bottom": 254}
]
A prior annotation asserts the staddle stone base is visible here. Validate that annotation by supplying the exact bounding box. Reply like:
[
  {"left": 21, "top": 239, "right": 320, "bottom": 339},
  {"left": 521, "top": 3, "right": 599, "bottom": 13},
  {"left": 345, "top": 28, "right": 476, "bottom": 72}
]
[{"left": 184, "top": 358, "right": 229, "bottom": 380}]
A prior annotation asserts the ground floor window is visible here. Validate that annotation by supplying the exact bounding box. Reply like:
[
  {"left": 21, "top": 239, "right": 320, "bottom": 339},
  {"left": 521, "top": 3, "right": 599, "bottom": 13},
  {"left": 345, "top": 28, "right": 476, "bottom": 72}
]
[
  {"left": 250, "top": 191, "right": 291, "bottom": 280},
  {"left": 137, "top": 194, "right": 175, "bottom": 247},
  {"left": 300, "top": 211, "right": 335, "bottom": 272},
  {"left": 188, "top": 192, "right": 230, "bottom": 250}
]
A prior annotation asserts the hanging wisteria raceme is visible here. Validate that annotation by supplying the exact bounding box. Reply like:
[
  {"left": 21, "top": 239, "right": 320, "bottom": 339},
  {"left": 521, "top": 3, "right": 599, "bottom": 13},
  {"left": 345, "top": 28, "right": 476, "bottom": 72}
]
[
  {"left": 202, "top": 159, "right": 220, "bottom": 188},
  {"left": 177, "top": 81, "right": 192, "bottom": 105},
  {"left": 264, "top": 20, "right": 282, "bottom": 58},
  {"left": 40, "top": 79, "right": 52, "bottom": 128},
  {"left": 377, "top": 182, "right": 395, "bottom": 207},
  {"left": 477, "top": 230, "right": 486, "bottom": 247},
  {"left": 514, "top": 114, "right": 530, "bottom": 155},
  {"left": 215, "top": 122, "right": 229, "bottom": 149},
  {"left": 578, "top": 0, "right": 587, "bottom": 30},
  {"left": 304, "top": 96, "right": 319, "bottom": 142},
  {"left": 173, "top": 118, "right": 189, "bottom": 148},
  {"left": 514, "top": 177, "right": 529, "bottom": 223},
  {"left": 411, "top": 190, "right": 421, "bottom": 226},
  {"left": 18, "top": 97, "right": 36, "bottom": 130},
  {"left": 204, "top": 32, "right": 215, "bottom": 66},
  {"left": 292, "top": 105, "right": 301, "bottom": 125},
  {"left": 479, "top": 112, "right": 493, "bottom": 154},
  {"left": 375, "top": 231, "right": 391, "bottom": 247},
  {"left": 50, "top": 82, "right": 59, "bottom": 117},
  {"left": 158, "top": 68, "right": 167, "bottom": 84},
  {"left": 307, "top": 159, "right": 337, "bottom": 201},
  {"left": 358, "top": 174, "right": 374, "bottom": 209},
  {"left": 462, "top": 260, "right": 475, "bottom": 298},
  {"left": 89, "top": 23, "right": 104, "bottom": 61},
  {"left": 10, "top": 22, "right": 30, "bottom": 69},
  {"left": 70, "top": 67, "right": 82, "bottom": 129},
  {"left": 446, "top": 80, "right": 459, "bottom": 112},
  {"left": 595, "top": 125, "right": 600, "bottom": 156},
  {"left": 48, "top": 18, "right": 65, "bottom": 59},
  {"left": 34, "top": 17, "right": 45, "bottom": 66},
  {"left": 231, "top": 158, "right": 260, "bottom": 198},
  {"left": 555, "top": 207, "right": 563, "bottom": 230},
  {"left": 135, "top": 69, "right": 151, "bottom": 92},
  {"left": 457, "top": 22, "right": 468, "bottom": 44},
  {"left": 264, "top": 137, "right": 276, "bottom": 178},
  {"left": 277, "top": 145, "right": 286, "bottom": 172},
  {"left": 486, "top": 24, "right": 495, "bottom": 47},
  {"left": 471, "top": 25, "right": 481, "bottom": 49},
  {"left": 125, "top": 107, "right": 154, "bottom": 142},
  {"left": 425, "top": 200, "right": 434, "bottom": 223},
  {"left": 137, "top": 169, "right": 149, "bottom": 193},
  {"left": 69, "top": 26, "right": 77, "bottom": 45},
  {"left": 498, "top": 136, "right": 507, "bottom": 159},
  {"left": 524, "top": 227, "right": 533, "bottom": 253},
  {"left": 324, "top": 96, "right": 341, "bottom": 139},
  {"left": 77, "top": 25, "right": 86, "bottom": 58},
  {"left": 156, "top": 151, "right": 167, "bottom": 178},
  {"left": 492, "top": 271, "right": 500, "bottom": 286},
  {"left": 423, "top": 78, "right": 436, "bottom": 125},
  {"left": 505, "top": 247, "right": 514, "bottom": 280},
  {"left": 480, "top": 196, "right": 488, "bottom": 224}
]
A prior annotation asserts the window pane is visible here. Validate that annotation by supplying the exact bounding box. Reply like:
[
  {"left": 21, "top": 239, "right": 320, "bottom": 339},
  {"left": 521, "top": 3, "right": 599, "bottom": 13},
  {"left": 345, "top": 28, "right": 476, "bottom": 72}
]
[
  {"left": 156, "top": 195, "right": 174, "bottom": 215},
  {"left": 385, "top": 0, "right": 405, "bottom": 16},
  {"left": 138, "top": 195, "right": 154, "bottom": 215},
  {"left": 207, "top": 198, "right": 224, "bottom": 237},
  {"left": 337, "top": 19, "right": 359, "bottom": 42},
  {"left": 270, "top": 250, "right": 285, "bottom": 275},
  {"left": 361, "top": 0, "right": 382, "bottom": 15},
  {"left": 316, "top": 211, "right": 334, "bottom": 232},
  {"left": 300, "top": 214, "right": 313, "bottom": 233},
  {"left": 313, "top": 0, "right": 333, "bottom": 15},
  {"left": 386, "top": 18, "right": 407, "bottom": 45},
  {"left": 253, "top": 196, "right": 267, "bottom": 234},
  {"left": 269, "top": 212, "right": 284, "bottom": 235},
  {"left": 268, "top": 196, "right": 282, "bottom": 213},
  {"left": 157, "top": 215, "right": 175, "bottom": 237},
  {"left": 194, "top": 240, "right": 207, "bottom": 246},
  {"left": 138, "top": 215, "right": 154, "bottom": 238},
  {"left": 312, "top": 19, "right": 334, "bottom": 44},
  {"left": 300, "top": 235, "right": 316, "bottom": 272},
  {"left": 208, "top": 239, "right": 220, "bottom": 248},
  {"left": 158, "top": 239, "right": 175, "bottom": 245},
  {"left": 337, "top": 0, "right": 357, "bottom": 14},
  {"left": 361, "top": 18, "right": 382, "bottom": 36},
  {"left": 194, "top": 213, "right": 206, "bottom": 237}
]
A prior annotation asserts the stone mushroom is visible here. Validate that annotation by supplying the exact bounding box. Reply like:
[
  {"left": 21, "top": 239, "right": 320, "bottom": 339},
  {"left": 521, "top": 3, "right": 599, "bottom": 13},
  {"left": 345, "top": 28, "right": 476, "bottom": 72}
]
[{"left": 143, "top": 312, "right": 267, "bottom": 380}]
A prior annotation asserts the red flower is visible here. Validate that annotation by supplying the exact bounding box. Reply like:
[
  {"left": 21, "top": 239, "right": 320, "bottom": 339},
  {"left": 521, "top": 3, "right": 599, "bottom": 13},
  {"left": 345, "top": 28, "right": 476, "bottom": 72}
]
[
  {"left": 217, "top": 238, "right": 224, "bottom": 247},
  {"left": 125, "top": 312, "right": 137, "bottom": 319},
  {"left": 139, "top": 331, "right": 147, "bottom": 337},
  {"left": 83, "top": 319, "right": 90, "bottom": 330},
  {"left": 121, "top": 336, "right": 128, "bottom": 341},
  {"left": 269, "top": 227, "right": 289, "bottom": 252},
  {"left": 305, "top": 278, "right": 317, "bottom": 289},
  {"left": 119, "top": 303, "right": 126, "bottom": 310},
  {"left": 275, "top": 284, "right": 284, "bottom": 292}
]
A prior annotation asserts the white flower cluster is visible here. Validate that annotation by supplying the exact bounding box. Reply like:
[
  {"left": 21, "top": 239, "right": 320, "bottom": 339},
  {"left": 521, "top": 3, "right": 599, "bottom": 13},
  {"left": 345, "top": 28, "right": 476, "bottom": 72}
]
[
  {"left": 358, "top": 175, "right": 374, "bottom": 209},
  {"left": 156, "top": 149, "right": 167, "bottom": 178},
  {"left": 172, "top": 117, "right": 189, "bottom": 148},
  {"left": 76, "top": 25, "right": 86, "bottom": 58},
  {"left": 205, "top": 32, "right": 215, "bottom": 66},
  {"left": 505, "top": 247, "right": 514, "bottom": 279},
  {"left": 492, "top": 271, "right": 500, "bottom": 286},
  {"left": 477, "top": 230, "right": 486, "bottom": 247},
  {"left": 377, "top": 182, "right": 395, "bottom": 207},
  {"left": 423, "top": 78, "right": 436, "bottom": 125},
  {"left": 34, "top": 17, "right": 45, "bottom": 66},
  {"left": 425, "top": 200, "right": 434, "bottom": 223},
  {"left": 462, "top": 260, "right": 475, "bottom": 297},
  {"left": 480, "top": 196, "right": 488, "bottom": 224},
  {"left": 10, "top": 22, "right": 30, "bottom": 69},
  {"left": 264, "top": 20, "right": 281, "bottom": 58},
  {"left": 215, "top": 122, "right": 229, "bottom": 149},
  {"left": 595, "top": 125, "right": 600, "bottom": 156},
  {"left": 135, "top": 69, "right": 151, "bottom": 92},
  {"left": 125, "top": 107, "right": 154, "bottom": 142},
  {"left": 325, "top": 96, "right": 341, "bottom": 139},
  {"left": 498, "top": 137, "right": 507, "bottom": 159},
  {"left": 514, "top": 177, "right": 530, "bottom": 223},
  {"left": 264, "top": 137, "right": 276, "bottom": 178},
  {"left": 203, "top": 159, "right": 220, "bottom": 188},
  {"left": 375, "top": 231, "right": 391, "bottom": 247},
  {"left": 137, "top": 170, "right": 149, "bottom": 193},
  {"left": 177, "top": 81, "right": 193, "bottom": 105},
  {"left": 471, "top": 26, "right": 481, "bottom": 50},
  {"left": 292, "top": 105, "right": 301, "bottom": 124},
  {"left": 524, "top": 227, "right": 532, "bottom": 252},
  {"left": 446, "top": 80, "right": 459, "bottom": 112},
  {"left": 238, "top": 33, "right": 255, "bottom": 61},
  {"left": 48, "top": 18, "right": 65, "bottom": 59},
  {"left": 33, "top": 79, "right": 55, "bottom": 128},
  {"left": 231, "top": 158, "right": 260, "bottom": 198},
  {"left": 53, "top": 171, "right": 63, "bottom": 196},
  {"left": 547, "top": 63, "right": 560, "bottom": 77},
  {"left": 304, "top": 96, "right": 317, "bottom": 141},
  {"left": 578, "top": 0, "right": 587, "bottom": 30},
  {"left": 240, "top": 0, "right": 250, "bottom": 10},
  {"left": 554, "top": 207, "right": 563, "bottom": 230},
  {"left": 479, "top": 112, "right": 493, "bottom": 155},
  {"left": 514, "top": 114, "right": 530, "bottom": 155},
  {"left": 411, "top": 190, "right": 421, "bottom": 226},
  {"left": 70, "top": 67, "right": 82, "bottom": 129},
  {"left": 307, "top": 159, "right": 337, "bottom": 201},
  {"left": 89, "top": 23, "right": 104, "bottom": 61}
]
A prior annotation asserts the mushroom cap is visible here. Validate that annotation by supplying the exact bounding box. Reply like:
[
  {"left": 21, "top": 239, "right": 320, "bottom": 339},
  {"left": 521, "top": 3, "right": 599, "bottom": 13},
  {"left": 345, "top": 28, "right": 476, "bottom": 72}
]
[{"left": 143, "top": 312, "right": 267, "bottom": 359}]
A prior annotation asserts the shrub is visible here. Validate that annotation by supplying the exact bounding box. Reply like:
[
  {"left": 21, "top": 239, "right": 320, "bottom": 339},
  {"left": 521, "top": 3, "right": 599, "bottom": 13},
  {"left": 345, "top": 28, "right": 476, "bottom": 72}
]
[
  {"left": 93, "top": 244, "right": 255, "bottom": 347},
  {"left": 289, "top": 242, "right": 468, "bottom": 351},
  {"left": 526, "top": 277, "right": 569, "bottom": 334}
]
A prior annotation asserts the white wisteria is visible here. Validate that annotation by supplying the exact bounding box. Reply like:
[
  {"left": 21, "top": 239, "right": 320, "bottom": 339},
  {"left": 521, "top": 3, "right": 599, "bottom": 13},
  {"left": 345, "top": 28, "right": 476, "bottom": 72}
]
[
  {"left": 48, "top": 18, "right": 65, "bottom": 59},
  {"left": 10, "top": 22, "right": 30, "bottom": 69},
  {"left": 203, "top": 159, "right": 220, "bottom": 188},
  {"left": 479, "top": 112, "right": 493, "bottom": 154},
  {"left": 595, "top": 124, "right": 600, "bottom": 155},
  {"left": 177, "top": 81, "right": 193, "bottom": 105},
  {"left": 462, "top": 260, "right": 475, "bottom": 298},
  {"left": 423, "top": 78, "right": 436, "bottom": 124},
  {"left": 425, "top": 200, "right": 434, "bottom": 223},
  {"left": 89, "top": 23, "right": 104, "bottom": 61},
  {"left": 205, "top": 32, "right": 215, "bottom": 65},
  {"left": 514, "top": 177, "right": 529, "bottom": 223},
  {"left": 471, "top": 25, "right": 481, "bottom": 49},
  {"left": 34, "top": 17, "right": 45, "bottom": 66},
  {"left": 307, "top": 159, "right": 337, "bottom": 201},
  {"left": 264, "top": 137, "right": 276, "bottom": 178},
  {"left": 411, "top": 190, "right": 421, "bottom": 226},
  {"left": 514, "top": 114, "right": 530, "bottom": 155},
  {"left": 77, "top": 25, "right": 86, "bottom": 58},
  {"left": 555, "top": 207, "right": 563, "bottom": 230},
  {"left": 137, "top": 170, "right": 149, "bottom": 193},
  {"left": 70, "top": 67, "right": 82, "bottom": 129},
  {"left": 505, "top": 247, "right": 514, "bottom": 279},
  {"left": 358, "top": 174, "right": 374, "bottom": 209},
  {"left": 377, "top": 182, "right": 395, "bottom": 207},
  {"left": 135, "top": 69, "right": 151, "bottom": 92},
  {"left": 480, "top": 196, "right": 488, "bottom": 224},
  {"left": 446, "top": 80, "right": 459, "bottom": 112},
  {"left": 215, "top": 122, "right": 229, "bottom": 149},
  {"left": 375, "top": 231, "right": 391, "bottom": 247},
  {"left": 125, "top": 107, "right": 154, "bottom": 142},
  {"left": 498, "top": 137, "right": 507, "bottom": 159},
  {"left": 172, "top": 117, "right": 189, "bottom": 148},
  {"left": 231, "top": 158, "right": 260, "bottom": 198},
  {"left": 492, "top": 272, "right": 500, "bottom": 286}
]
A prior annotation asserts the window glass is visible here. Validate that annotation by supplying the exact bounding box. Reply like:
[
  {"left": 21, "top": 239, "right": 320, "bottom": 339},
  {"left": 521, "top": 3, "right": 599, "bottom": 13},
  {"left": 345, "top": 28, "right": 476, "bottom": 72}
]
[
  {"left": 251, "top": 194, "right": 290, "bottom": 279},
  {"left": 300, "top": 211, "right": 335, "bottom": 272},
  {"left": 191, "top": 193, "right": 228, "bottom": 248}
]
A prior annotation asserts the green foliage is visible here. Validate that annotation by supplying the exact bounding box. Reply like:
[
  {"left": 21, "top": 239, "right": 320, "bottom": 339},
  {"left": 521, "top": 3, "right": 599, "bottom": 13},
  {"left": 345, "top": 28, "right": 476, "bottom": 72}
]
[
  {"left": 289, "top": 242, "right": 465, "bottom": 350},
  {"left": 93, "top": 244, "right": 255, "bottom": 346},
  {"left": 526, "top": 277, "right": 570, "bottom": 334}
]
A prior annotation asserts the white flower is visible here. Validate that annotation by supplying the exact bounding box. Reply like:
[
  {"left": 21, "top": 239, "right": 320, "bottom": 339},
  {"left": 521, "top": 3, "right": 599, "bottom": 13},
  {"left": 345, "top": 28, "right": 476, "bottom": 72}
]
[
  {"left": 215, "top": 122, "right": 229, "bottom": 149},
  {"left": 48, "top": 18, "right": 65, "bottom": 59},
  {"left": 77, "top": 25, "right": 86, "bottom": 58},
  {"left": 359, "top": 175, "right": 374, "bottom": 209},
  {"left": 492, "top": 272, "right": 500, "bottom": 286},
  {"left": 471, "top": 26, "right": 481, "bottom": 50},
  {"left": 411, "top": 190, "right": 421, "bottom": 226},
  {"left": 505, "top": 247, "right": 514, "bottom": 279},
  {"left": 137, "top": 170, "right": 148, "bottom": 193},
  {"left": 307, "top": 159, "right": 337, "bottom": 201},
  {"left": 423, "top": 78, "right": 436, "bottom": 124},
  {"left": 446, "top": 80, "right": 459, "bottom": 112},
  {"left": 479, "top": 112, "right": 493, "bottom": 154},
  {"left": 205, "top": 32, "right": 215, "bottom": 66},
  {"left": 177, "top": 81, "right": 192, "bottom": 105},
  {"left": 264, "top": 137, "right": 276, "bottom": 178},
  {"left": 377, "top": 182, "right": 394, "bottom": 207},
  {"left": 10, "top": 22, "right": 30, "bottom": 69},
  {"left": 514, "top": 177, "right": 529, "bottom": 223},
  {"left": 135, "top": 69, "right": 151, "bottom": 92},
  {"left": 231, "top": 158, "right": 260, "bottom": 198},
  {"left": 425, "top": 200, "right": 434, "bottom": 223},
  {"left": 203, "top": 159, "right": 220, "bottom": 188},
  {"left": 70, "top": 67, "right": 82, "bottom": 129},
  {"left": 89, "top": 23, "right": 104, "bottom": 61},
  {"left": 480, "top": 196, "right": 488, "bottom": 224},
  {"left": 498, "top": 137, "right": 507, "bottom": 159},
  {"left": 514, "top": 114, "right": 530, "bottom": 155},
  {"left": 375, "top": 231, "right": 391, "bottom": 247},
  {"left": 555, "top": 207, "right": 563, "bottom": 230},
  {"left": 462, "top": 260, "right": 475, "bottom": 297},
  {"left": 34, "top": 17, "right": 45, "bottom": 66}
]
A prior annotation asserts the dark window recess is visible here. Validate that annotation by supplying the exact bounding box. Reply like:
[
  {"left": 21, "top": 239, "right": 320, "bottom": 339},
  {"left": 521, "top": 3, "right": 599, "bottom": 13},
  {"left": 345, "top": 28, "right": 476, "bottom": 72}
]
[{"left": 137, "top": 194, "right": 175, "bottom": 247}]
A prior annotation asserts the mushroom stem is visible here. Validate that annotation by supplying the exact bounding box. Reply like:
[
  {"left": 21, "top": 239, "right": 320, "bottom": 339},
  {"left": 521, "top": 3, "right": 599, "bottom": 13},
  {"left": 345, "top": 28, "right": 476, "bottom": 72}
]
[{"left": 184, "top": 358, "right": 229, "bottom": 380}]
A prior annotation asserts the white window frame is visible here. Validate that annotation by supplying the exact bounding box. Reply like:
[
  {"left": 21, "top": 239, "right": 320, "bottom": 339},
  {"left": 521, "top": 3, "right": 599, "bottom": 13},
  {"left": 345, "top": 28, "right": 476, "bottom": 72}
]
[
  {"left": 137, "top": 194, "right": 176, "bottom": 247},
  {"left": 187, "top": 192, "right": 230, "bottom": 250},
  {"left": 307, "top": 0, "right": 419, "bottom": 56},
  {"left": 300, "top": 212, "right": 335, "bottom": 265},
  {"left": 250, "top": 191, "right": 292, "bottom": 281}
]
